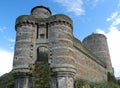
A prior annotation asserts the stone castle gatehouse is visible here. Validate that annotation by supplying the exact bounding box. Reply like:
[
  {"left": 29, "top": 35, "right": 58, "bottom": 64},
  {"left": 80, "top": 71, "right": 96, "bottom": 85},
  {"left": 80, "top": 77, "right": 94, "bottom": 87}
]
[{"left": 12, "top": 6, "right": 113, "bottom": 88}]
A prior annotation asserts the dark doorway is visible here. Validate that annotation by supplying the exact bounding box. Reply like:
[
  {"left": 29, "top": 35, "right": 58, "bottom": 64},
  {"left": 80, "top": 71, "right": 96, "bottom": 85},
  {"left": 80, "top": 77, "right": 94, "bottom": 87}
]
[{"left": 37, "top": 47, "right": 48, "bottom": 62}]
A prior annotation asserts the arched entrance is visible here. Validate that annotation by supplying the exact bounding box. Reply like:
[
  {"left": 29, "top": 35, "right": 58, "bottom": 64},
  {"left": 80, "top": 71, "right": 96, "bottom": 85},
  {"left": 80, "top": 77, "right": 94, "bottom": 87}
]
[{"left": 37, "top": 46, "right": 48, "bottom": 62}]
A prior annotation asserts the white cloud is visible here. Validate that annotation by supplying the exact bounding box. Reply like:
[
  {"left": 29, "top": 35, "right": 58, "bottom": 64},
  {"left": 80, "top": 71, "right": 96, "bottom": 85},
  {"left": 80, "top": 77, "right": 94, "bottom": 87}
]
[
  {"left": 97, "top": 26, "right": 120, "bottom": 77},
  {"left": 106, "top": 11, "right": 118, "bottom": 22},
  {"left": 96, "top": 28, "right": 105, "bottom": 34},
  {"left": 54, "top": 0, "right": 85, "bottom": 15},
  {"left": 53, "top": 0, "right": 105, "bottom": 15},
  {"left": 0, "top": 50, "right": 13, "bottom": 76},
  {"left": 8, "top": 38, "right": 15, "bottom": 43},
  {"left": 93, "top": 0, "right": 104, "bottom": 6},
  {"left": 112, "top": 18, "right": 120, "bottom": 26},
  {"left": 96, "top": 10, "right": 120, "bottom": 77},
  {"left": 106, "top": 11, "right": 120, "bottom": 27},
  {"left": 118, "top": 0, "right": 120, "bottom": 7},
  {"left": 85, "top": 0, "right": 104, "bottom": 6},
  {"left": 106, "top": 27, "right": 120, "bottom": 77},
  {"left": 94, "top": 0, "right": 104, "bottom": 2},
  {"left": 0, "top": 26, "right": 6, "bottom": 32}
]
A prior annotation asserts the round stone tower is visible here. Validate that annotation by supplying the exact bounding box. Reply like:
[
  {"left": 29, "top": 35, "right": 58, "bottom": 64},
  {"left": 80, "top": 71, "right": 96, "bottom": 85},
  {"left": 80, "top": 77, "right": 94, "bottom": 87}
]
[
  {"left": 82, "top": 33, "right": 113, "bottom": 74},
  {"left": 13, "top": 15, "right": 37, "bottom": 87},
  {"left": 12, "top": 6, "right": 52, "bottom": 88},
  {"left": 48, "top": 14, "right": 76, "bottom": 88},
  {"left": 31, "top": 6, "right": 51, "bottom": 18}
]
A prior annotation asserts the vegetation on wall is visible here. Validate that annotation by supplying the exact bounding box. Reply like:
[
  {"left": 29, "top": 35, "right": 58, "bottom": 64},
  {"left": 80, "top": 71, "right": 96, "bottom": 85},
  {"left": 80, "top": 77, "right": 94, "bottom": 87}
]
[
  {"left": 38, "top": 62, "right": 51, "bottom": 88},
  {"left": 33, "top": 62, "right": 51, "bottom": 88},
  {"left": 0, "top": 68, "right": 119, "bottom": 88},
  {"left": 107, "top": 72, "right": 117, "bottom": 83},
  {"left": 0, "top": 72, "right": 14, "bottom": 88},
  {"left": 0, "top": 62, "right": 51, "bottom": 88},
  {"left": 74, "top": 72, "right": 119, "bottom": 88},
  {"left": 74, "top": 79, "right": 120, "bottom": 88},
  {"left": 117, "top": 79, "right": 120, "bottom": 86}
]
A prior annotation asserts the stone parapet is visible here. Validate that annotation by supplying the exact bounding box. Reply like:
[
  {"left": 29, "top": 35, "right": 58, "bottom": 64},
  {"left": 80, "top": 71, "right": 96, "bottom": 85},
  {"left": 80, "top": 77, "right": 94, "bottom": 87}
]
[
  {"left": 47, "top": 14, "right": 73, "bottom": 29},
  {"left": 15, "top": 15, "right": 36, "bottom": 29}
]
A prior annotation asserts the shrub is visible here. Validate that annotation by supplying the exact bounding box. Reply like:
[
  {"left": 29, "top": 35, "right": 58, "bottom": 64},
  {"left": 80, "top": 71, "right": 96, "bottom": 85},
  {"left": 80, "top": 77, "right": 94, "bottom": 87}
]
[
  {"left": 107, "top": 72, "right": 117, "bottom": 83},
  {"left": 33, "top": 62, "right": 51, "bottom": 88},
  {"left": 0, "top": 72, "right": 14, "bottom": 88},
  {"left": 74, "top": 79, "right": 120, "bottom": 88}
]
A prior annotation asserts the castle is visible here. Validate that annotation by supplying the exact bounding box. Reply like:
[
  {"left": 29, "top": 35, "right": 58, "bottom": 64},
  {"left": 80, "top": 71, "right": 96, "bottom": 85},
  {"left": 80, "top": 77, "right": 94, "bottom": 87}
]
[{"left": 12, "top": 6, "right": 113, "bottom": 88}]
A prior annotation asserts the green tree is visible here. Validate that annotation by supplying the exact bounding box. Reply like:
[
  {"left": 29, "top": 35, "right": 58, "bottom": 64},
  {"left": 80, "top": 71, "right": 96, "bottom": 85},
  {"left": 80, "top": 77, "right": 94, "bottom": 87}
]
[{"left": 0, "top": 72, "right": 14, "bottom": 88}]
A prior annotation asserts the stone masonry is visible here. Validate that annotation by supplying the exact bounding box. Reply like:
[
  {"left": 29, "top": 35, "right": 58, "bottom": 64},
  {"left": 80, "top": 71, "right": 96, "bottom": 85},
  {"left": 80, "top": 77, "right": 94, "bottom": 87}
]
[{"left": 12, "top": 6, "right": 113, "bottom": 88}]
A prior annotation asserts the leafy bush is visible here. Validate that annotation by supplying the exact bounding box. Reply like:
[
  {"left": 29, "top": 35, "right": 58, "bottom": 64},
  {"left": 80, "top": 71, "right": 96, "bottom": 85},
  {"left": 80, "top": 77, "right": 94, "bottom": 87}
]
[
  {"left": 39, "top": 62, "right": 51, "bottom": 88},
  {"left": 0, "top": 72, "right": 14, "bottom": 88},
  {"left": 74, "top": 79, "right": 90, "bottom": 88},
  {"left": 107, "top": 72, "right": 117, "bottom": 83},
  {"left": 74, "top": 79, "right": 120, "bottom": 88},
  {"left": 109, "top": 82, "right": 120, "bottom": 88},
  {"left": 33, "top": 62, "right": 51, "bottom": 88},
  {"left": 117, "top": 79, "right": 120, "bottom": 86}
]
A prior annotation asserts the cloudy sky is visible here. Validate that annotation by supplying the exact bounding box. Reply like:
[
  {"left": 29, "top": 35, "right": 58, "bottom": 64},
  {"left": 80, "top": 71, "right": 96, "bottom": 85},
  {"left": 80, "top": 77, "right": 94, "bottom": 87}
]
[{"left": 0, "top": 0, "right": 120, "bottom": 77}]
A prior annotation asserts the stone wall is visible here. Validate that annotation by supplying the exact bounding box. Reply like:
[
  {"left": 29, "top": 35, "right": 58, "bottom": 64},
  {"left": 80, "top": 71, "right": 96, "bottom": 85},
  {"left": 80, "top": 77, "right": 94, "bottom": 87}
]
[
  {"left": 73, "top": 37, "right": 107, "bottom": 82},
  {"left": 82, "top": 34, "right": 113, "bottom": 74},
  {"left": 12, "top": 6, "right": 113, "bottom": 88}
]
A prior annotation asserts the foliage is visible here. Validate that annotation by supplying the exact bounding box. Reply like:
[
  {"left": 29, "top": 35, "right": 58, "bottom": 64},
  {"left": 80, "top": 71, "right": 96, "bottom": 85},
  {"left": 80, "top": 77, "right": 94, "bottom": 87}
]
[
  {"left": 39, "top": 62, "right": 51, "bottom": 88},
  {"left": 74, "top": 79, "right": 120, "bottom": 88},
  {"left": 74, "top": 79, "right": 90, "bottom": 88},
  {"left": 109, "top": 82, "right": 120, "bottom": 88},
  {"left": 0, "top": 63, "right": 51, "bottom": 88},
  {"left": 117, "top": 79, "right": 120, "bottom": 86},
  {"left": 33, "top": 62, "right": 51, "bottom": 88},
  {"left": 107, "top": 72, "right": 117, "bottom": 83},
  {"left": 0, "top": 72, "right": 14, "bottom": 88}
]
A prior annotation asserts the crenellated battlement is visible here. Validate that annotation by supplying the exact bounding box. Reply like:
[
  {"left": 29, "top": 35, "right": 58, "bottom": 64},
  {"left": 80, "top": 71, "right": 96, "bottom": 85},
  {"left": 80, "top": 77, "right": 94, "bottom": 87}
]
[
  {"left": 47, "top": 14, "right": 73, "bottom": 29},
  {"left": 15, "top": 15, "right": 37, "bottom": 29}
]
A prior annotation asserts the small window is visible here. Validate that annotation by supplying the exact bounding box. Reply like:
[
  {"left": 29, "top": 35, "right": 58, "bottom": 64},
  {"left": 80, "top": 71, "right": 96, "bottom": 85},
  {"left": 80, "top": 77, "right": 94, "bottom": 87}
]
[{"left": 40, "top": 34, "right": 45, "bottom": 39}]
